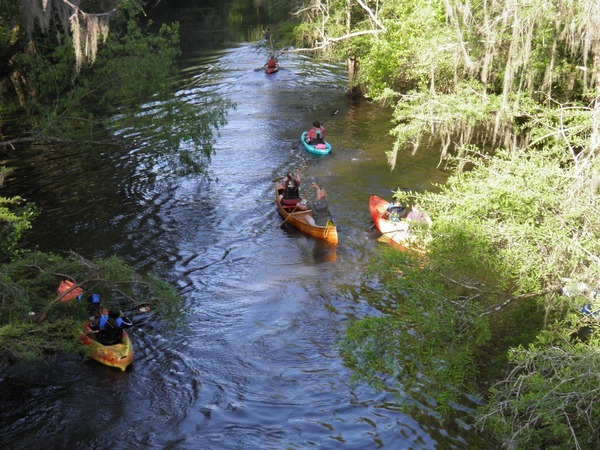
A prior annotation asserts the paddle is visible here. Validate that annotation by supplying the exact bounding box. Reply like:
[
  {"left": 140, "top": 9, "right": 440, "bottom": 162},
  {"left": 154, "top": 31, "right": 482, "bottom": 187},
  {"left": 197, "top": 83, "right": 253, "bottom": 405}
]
[
  {"left": 122, "top": 303, "right": 151, "bottom": 315},
  {"left": 379, "top": 224, "right": 410, "bottom": 235},
  {"left": 272, "top": 165, "right": 308, "bottom": 183},
  {"left": 118, "top": 303, "right": 152, "bottom": 327}
]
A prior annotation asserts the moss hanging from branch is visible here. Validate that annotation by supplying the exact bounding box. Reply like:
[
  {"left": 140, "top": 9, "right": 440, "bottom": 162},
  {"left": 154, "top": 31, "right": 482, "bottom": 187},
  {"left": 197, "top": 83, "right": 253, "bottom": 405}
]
[
  {"left": 24, "top": 0, "right": 125, "bottom": 71},
  {"left": 68, "top": 8, "right": 110, "bottom": 70}
]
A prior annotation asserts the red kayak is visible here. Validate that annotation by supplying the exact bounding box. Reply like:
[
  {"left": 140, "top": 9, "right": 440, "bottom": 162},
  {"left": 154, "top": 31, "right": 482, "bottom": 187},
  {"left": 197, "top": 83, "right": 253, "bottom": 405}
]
[
  {"left": 266, "top": 65, "right": 279, "bottom": 74},
  {"left": 369, "top": 195, "right": 432, "bottom": 254},
  {"left": 369, "top": 195, "right": 412, "bottom": 247}
]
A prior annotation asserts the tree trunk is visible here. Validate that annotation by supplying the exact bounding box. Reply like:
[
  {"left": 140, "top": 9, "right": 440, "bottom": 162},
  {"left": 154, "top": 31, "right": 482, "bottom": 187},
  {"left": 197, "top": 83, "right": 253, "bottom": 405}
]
[
  {"left": 591, "top": 45, "right": 600, "bottom": 157},
  {"left": 347, "top": 56, "right": 364, "bottom": 97},
  {"left": 345, "top": 0, "right": 363, "bottom": 97}
]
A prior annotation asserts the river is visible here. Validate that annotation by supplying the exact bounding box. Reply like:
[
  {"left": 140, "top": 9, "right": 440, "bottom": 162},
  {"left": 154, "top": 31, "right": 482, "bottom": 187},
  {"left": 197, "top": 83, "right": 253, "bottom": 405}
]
[{"left": 0, "top": 5, "right": 489, "bottom": 450}]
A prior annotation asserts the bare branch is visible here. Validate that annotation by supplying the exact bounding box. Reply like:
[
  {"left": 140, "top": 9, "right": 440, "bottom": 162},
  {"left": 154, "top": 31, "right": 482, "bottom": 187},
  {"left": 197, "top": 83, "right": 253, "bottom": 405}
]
[
  {"left": 355, "top": 0, "right": 386, "bottom": 31},
  {"left": 286, "top": 29, "right": 386, "bottom": 53}
]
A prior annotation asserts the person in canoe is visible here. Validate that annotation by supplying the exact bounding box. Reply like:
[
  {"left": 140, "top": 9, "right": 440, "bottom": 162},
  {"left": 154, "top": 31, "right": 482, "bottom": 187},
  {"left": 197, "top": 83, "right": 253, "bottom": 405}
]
[
  {"left": 406, "top": 202, "right": 432, "bottom": 225},
  {"left": 88, "top": 308, "right": 133, "bottom": 345},
  {"left": 297, "top": 182, "right": 333, "bottom": 226},
  {"left": 386, "top": 199, "right": 406, "bottom": 223},
  {"left": 277, "top": 169, "right": 302, "bottom": 208},
  {"left": 306, "top": 121, "right": 326, "bottom": 145}
]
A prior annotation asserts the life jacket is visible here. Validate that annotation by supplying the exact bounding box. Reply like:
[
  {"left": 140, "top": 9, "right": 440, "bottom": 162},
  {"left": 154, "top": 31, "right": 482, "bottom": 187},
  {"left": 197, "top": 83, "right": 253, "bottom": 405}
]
[
  {"left": 388, "top": 203, "right": 405, "bottom": 222},
  {"left": 283, "top": 178, "right": 300, "bottom": 199},
  {"left": 99, "top": 315, "right": 124, "bottom": 330},
  {"left": 97, "top": 317, "right": 125, "bottom": 345},
  {"left": 98, "top": 314, "right": 109, "bottom": 330}
]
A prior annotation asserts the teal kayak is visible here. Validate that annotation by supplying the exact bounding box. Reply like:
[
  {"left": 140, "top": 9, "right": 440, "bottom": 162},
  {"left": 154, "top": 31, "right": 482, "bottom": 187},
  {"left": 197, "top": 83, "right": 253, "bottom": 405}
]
[{"left": 301, "top": 131, "right": 332, "bottom": 156}]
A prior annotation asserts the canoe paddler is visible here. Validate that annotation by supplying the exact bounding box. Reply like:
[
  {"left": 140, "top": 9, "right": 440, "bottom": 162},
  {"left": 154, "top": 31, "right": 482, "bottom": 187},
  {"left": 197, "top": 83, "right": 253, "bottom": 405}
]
[{"left": 297, "top": 182, "right": 332, "bottom": 227}]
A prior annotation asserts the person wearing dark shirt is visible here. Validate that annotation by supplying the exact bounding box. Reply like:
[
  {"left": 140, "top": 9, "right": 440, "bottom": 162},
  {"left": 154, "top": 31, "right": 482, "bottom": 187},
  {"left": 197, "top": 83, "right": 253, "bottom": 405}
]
[
  {"left": 298, "top": 182, "right": 332, "bottom": 226},
  {"left": 278, "top": 169, "right": 302, "bottom": 207},
  {"left": 386, "top": 200, "right": 406, "bottom": 222},
  {"left": 89, "top": 308, "right": 133, "bottom": 345}
]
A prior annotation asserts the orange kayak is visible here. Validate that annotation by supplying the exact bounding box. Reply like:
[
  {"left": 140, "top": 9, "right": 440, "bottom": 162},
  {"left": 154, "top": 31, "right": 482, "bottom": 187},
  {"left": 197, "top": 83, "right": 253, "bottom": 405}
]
[
  {"left": 57, "top": 280, "right": 83, "bottom": 303},
  {"left": 81, "top": 323, "right": 133, "bottom": 371},
  {"left": 369, "top": 195, "right": 413, "bottom": 248}
]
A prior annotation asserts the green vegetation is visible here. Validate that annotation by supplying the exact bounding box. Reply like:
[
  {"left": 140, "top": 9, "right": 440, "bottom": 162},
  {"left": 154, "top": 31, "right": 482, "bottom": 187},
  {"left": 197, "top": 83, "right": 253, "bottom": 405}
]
[
  {"left": 0, "top": 2, "right": 197, "bottom": 363},
  {"left": 0, "top": 168, "right": 36, "bottom": 261},
  {"left": 2, "top": 0, "right": 600, "bottom": 446},
  {"left": 0, "top": 250, "right": 181, "bottom": 361},
  {"left": 290, "top": 0, "right": 600, "bottom": 447},
  {"left": 0, "top": 165, "right": 181, "bottom": 363},
  {"left": 1, "top": 0, "right": 232, "bottom": 175},
  {"left": 0, "top": 168, "right": 181, "bottom": 362}
]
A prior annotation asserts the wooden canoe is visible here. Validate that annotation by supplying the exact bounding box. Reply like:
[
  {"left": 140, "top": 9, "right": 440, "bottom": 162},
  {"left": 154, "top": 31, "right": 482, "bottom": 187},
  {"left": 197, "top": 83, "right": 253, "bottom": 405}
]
[
  {"left": 369, "top": 194, "right": 413, "bottom": 247},
  {"left": 275, "top": 186, "right": 338, "bottom": 245},
  {"left": 81, "top": 323, "right": 133, "bottom": 371}
]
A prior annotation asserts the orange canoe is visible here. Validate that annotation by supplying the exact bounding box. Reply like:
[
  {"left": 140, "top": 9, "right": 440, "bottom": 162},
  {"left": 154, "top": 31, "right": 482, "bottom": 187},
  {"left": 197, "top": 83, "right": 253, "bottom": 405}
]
[{"left": 275, "top": 186, "right": 338, "bottom": 245}]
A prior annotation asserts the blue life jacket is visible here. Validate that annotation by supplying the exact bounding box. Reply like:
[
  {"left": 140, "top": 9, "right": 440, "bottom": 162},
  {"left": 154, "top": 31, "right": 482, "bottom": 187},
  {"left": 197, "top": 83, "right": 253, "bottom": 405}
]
[
  {"left": 99, "top": 316, "right": 124, "bottom": 330},
  {"left": 387, "top": 203, "right": 405, "bottom": 222},
  {"left": 98, "top": 314, "right": 109, "bottom": 330}
]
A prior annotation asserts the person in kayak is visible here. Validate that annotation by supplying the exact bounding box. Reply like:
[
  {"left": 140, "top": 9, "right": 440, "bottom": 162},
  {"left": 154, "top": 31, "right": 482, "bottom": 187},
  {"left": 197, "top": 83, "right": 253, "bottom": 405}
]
[
  {"left": 386, "top": 199, "right": 406, "bottom": 223},
  {"left": 277, "top": 169, "right": 302, "bottom": 208},
  {"left": 306, "top": 121, "right": 326, "bottom": 145},
  {"left": 298, "top": 182, "right": 332, "bottom": 226},
  {"left": 87, "top": 293, "right": 103, "bottom": 320},
  {"left": 264, "top": 54, "right": 277, "bottom": 69},
  {"left": 406, "top": 202, "right": 432, "bottom": 225},
  {"left": 89, "top": 308, "right": 133, "bottom": 345}
]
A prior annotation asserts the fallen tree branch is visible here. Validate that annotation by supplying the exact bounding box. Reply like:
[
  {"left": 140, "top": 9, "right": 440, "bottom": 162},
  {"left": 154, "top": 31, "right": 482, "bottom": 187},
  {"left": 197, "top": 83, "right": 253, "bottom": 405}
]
[{"left": 479, "top": 286, "right": 560, "bottom": 317}]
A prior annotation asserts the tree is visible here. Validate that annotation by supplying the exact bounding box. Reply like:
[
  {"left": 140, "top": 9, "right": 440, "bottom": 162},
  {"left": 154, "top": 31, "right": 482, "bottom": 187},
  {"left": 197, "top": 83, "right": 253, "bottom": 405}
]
[
  {"left": 0, "top": 1, "right": 199, "bottom": 364},
  {"left": 289, "top": 1, "right": 600, "bottom": 166},
  {"left": 21, "top": 0, "right": 136, "bottom": 70},
  {"left": 2, "top": 0, "right": 232, "bottom": 176},
  {"left": 0, "top": 167, "right": 36, "bottom": 262},
  {"left": 0, "top": 250, "right": 182, "bottom": 361},
  {"left": 480, "top": 335, "right": 600, "bottom": 449}
]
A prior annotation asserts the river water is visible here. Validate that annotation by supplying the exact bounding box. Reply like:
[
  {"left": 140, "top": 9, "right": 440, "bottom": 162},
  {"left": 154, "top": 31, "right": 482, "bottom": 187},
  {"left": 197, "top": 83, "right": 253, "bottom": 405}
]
[{"left": 0, "top": 9, "right": 489, "bottom": 450}]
